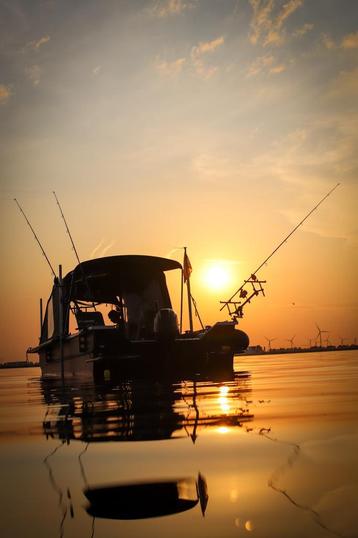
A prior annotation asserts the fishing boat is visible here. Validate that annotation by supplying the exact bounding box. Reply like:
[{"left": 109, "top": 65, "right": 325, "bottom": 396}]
[
  {"left": 27, "top": 253, "right": 249, "bottom": 381},
  {"left": 19, "top": 183, "right": 339, "bottom": 381}
]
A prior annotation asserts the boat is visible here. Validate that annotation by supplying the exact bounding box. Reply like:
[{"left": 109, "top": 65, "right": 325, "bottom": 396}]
[
  {"left": 22, "top": 184, "right": 338, "bottom": 381},
  {"left": 28, "top": 254, "right": 249, "bottom": 381}
]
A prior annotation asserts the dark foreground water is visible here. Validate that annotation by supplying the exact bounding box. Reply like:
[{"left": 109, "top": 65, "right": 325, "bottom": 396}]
[{"left": 0, "top": 350, "right": 357, "bottom": 538}]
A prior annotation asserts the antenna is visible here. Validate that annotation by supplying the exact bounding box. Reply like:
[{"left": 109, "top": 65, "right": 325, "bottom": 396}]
[
  {"left": 14, "top": 199, "right": 57, "bottom": 278},
  {"left": 53, "top": 191, "right": 81, "bottom": 265},
  {"left": 221, "top": 183, "right": 340, "bottom": 321}
]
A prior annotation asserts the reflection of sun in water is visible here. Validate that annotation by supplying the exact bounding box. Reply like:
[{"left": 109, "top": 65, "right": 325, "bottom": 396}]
[
  {"left": 217, "top": 426, "right": 230, "bottom": 434},
  {"left": 218, "top": 385, "right": 231, "bottom": 413},
  {"left": 202, "top": 262, "right": 232, "bottom": 291}
]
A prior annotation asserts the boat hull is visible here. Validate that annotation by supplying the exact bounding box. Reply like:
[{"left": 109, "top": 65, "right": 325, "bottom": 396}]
[{"left": 34, "top": 322, "right": 249, "bottom": 381}]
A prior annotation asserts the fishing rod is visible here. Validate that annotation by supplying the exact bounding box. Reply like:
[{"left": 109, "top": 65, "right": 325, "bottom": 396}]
[
  {"left": 53, "top": 191, "right": 97, "bottom": 311},
  {"left": 53, "top": 191, "right": 81, "bottom": 266},
  {"left": 14, "top": 198, "right": 57, "bottom": 278},
  {"left": 220, "top": 182, "right": 340, "bottom": 320}
]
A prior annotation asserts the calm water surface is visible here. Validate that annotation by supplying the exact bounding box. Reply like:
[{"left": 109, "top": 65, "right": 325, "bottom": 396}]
[{"left": 0, "top": 351, "right": 357, "bottom": 538}]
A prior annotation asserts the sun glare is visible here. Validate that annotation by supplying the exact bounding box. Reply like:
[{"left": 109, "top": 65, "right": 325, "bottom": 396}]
[{"left": 202, "top": 263, "right": 232, "bottom": 292}]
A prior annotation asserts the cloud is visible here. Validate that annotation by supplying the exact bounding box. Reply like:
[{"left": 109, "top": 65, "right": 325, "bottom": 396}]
[
  {"left": 320, "top": 31, "right": 358, "bottom": 51},
  {"left": 321, "top": 33, "right": 335, "bottom": 49},
  {"left": 269, "top": 63, "right": 286, "bottom": 74},
  {"left": 0, "top": 84, "right": 12, "bottom": 104},
  {"left": 155, "top": 56, "right": 186, "bottom": 76},
  {"left": 100, "top": 240, "right": 116, "bottom": 257},
  {"left": 155, "top": 36, "right": 224, "bottom": 79},
  {"left": 190, "top": 36, "right": 224, "bottom": 78},
  {"left": 193, "top": 36, "right": 224, "bottom": 55},
  {"left": 25, "top": 64, "right": 42, "bottom": 86},
  {"left": 247, "top": 54, "right": 285, "bottom": 76},
  {"left": 293, "top": 22, "right": 314, "bottom": 38},
  {"left": 249, "top": 0, "right": 304, "bottom": 47},
  {"left": 247, "top": 53, "right": 274, "bottom": 76},
  {"left": 92, "top": 65, "right": 102, "bottom": 76},
  {"left": 27, "top": 34, "right": 50, "bottom": 51},
  {"left": 341, "top": 31, "right": 358, "bottom": 49},
  {"left": 150, "top": 0, "right": 195, "bottom": 17},
  {"left": 90, "top": 238, "right": 116, "bottom": 258},
  {"left": 90, "top": 238, "right": 105, "bottom": 258}
]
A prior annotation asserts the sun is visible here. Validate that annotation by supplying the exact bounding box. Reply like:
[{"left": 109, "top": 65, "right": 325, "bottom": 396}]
[{"left": 202, "top": 263, "right": 232, "bottom": 292}]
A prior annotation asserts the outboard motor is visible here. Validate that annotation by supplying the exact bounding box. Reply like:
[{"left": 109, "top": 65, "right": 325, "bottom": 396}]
[{"left": 154, "top": 308, "right": 179, "bottom": 342}]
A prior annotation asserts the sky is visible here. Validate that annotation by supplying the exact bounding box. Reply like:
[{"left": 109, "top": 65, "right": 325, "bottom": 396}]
[{"left": 0, "top": 0, "right": 357, "bottom": 360}]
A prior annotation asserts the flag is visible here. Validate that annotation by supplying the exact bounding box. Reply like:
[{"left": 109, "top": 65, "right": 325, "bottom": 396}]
[{"left": 183, "top": 251, "right": 192, "bottom": 282}]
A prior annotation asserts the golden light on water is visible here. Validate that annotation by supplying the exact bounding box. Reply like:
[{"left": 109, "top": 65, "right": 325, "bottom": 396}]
[
  {"left": 218, "top": 385, "right": 231, "bottom": 413},
  {"left": 217, "top": 426, "right": 230, "bottom": 434}
]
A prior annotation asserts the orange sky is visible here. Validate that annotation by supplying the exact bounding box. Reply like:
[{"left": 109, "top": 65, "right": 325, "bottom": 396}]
[{"left": 1, "top": 1, "right": 357, "bottom": 360}]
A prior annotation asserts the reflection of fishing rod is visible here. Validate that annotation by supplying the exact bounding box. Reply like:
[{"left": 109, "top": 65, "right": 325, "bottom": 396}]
[
  {"left": 14, "top": 198, "right": 57, "bottom": 277},
  {"left": 221, "top": 183, "right": 340, "bottom": 320}
]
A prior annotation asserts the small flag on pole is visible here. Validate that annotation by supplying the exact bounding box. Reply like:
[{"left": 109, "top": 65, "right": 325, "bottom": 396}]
[{"left": 183, "top": 251, "right": 192, "bottom": 282}]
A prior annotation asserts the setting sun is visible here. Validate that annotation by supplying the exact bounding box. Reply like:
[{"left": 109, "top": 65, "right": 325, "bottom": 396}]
[{"left": 202, "top": 262, "right": 232, "bottom": 292}]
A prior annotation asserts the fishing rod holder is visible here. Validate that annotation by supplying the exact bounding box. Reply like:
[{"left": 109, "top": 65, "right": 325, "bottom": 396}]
[{"left": 220, "top": 275, "right": 266, "bottom": 322}]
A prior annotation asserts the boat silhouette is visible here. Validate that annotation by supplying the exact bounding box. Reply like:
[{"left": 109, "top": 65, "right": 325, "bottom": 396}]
[{"left": 28, "top": 254, "right": 249, "bottom": 381}]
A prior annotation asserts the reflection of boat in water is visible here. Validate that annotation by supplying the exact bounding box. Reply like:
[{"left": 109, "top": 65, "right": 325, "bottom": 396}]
[
  {"left": 27, "top": 254, "right": 249, "bottom": 381},
  {"left": 84, "top": 473, "right": 208, "bottom": 519},
  {"left": 41, "top": 373, "right": 253, "bottom": 443},
  {"left": 41, "top": 374, "right": 252, "bottom": 525}
]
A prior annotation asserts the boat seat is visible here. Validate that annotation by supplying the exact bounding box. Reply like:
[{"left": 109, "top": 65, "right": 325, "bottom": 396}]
[{"left": 76, "top": 311, "right": 104, "bottom": 329}]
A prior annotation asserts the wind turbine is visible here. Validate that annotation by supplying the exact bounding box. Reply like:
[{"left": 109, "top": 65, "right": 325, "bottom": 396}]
[
  {"left": 286, "top": 335, "right": 296, "bottom": 349},
  {"left": 339, "top": 336, "right": 347, "bottom": 346},
  {"left": 264, "top": 336, "right": 276, "bottom": 352},
  {"left": 307, "top": 338, "right": 313, "bottom": 348},
  {"left": 315, "top": 323, "right": 328, "bottom": 348}
]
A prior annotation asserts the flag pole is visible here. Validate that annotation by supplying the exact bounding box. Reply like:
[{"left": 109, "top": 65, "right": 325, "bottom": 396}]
[
  {"left": 184, "top": 247, "right": 194, "bottom": 333},
  {"left": 179, "top": 264, "right": 184, "bottom": 334}
]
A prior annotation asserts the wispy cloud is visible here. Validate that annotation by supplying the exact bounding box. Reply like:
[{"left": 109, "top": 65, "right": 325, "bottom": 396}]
[
  {"left": 321, "top": 31, "right": 358, "bottom": 51},
  {"left": 26, "top": 35, "right": 50, "bottom": 51},
  {"left": 92, "top": 65, "right": 102, "bottom": 76},
  {"left": 341, "top": 31, "right": 358, "bottom": 49},
  {"left": 293, "top": 22, "right": 314, "bottom": 38},
  {"left": 25, "top": 64, "right": 42, "bottom": 86},
  {"left": 247, "top": 54, "right": 285, "bottom": 76},
  {"left": 100, "top": 240, "right": 116, "bottom": 257},
  {"left": 190, "top": 36, "right": 224, "bottom": 78},
  {"left": 0, "top": 84, "right": 12, "bottom": 104},
  {"left": 150, "top": 0, "right": 196, "bottom": 17},
  {"left": 154, "top": 56, "right": 186, "bottom": 76},
  {"left": 321, "top": 33, "right": 336, "bottom": 49},
  {"left": 90, "top": 238, "right": 105, "bottom": 258},
  {"left": 155, "top": 36, "right": 224, "bottom": 79},
  {"left": 90, "top": 238, "right": 116, "bottom": 258},
  {"left": 249, "top": 0, "right": 304, "bottom": 47}
]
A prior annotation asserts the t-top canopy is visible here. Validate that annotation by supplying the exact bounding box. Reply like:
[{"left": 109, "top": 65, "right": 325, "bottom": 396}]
[{"left": 63, "top": 255, "right": 182, "bottom": 303}]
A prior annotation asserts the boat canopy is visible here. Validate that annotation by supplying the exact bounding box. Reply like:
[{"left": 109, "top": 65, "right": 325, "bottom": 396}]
[{"left": 63, "top": 255, "right": 182, "bottom": 303}]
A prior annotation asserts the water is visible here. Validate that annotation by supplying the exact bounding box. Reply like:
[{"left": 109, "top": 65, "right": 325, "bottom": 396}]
[{"left": 0, "top": 351, "right": 357, "bottom": 538}]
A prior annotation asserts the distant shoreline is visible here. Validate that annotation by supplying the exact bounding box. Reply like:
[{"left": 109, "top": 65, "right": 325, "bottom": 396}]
[
  {"left": 243, "top": 344, "right": 358, "bottom": 356},
  {"left": 1, "top": 345, "right": 357, "bottom": 368},
  {"left": 0, "top": 361, "right": 39, "bottom": 369}
]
